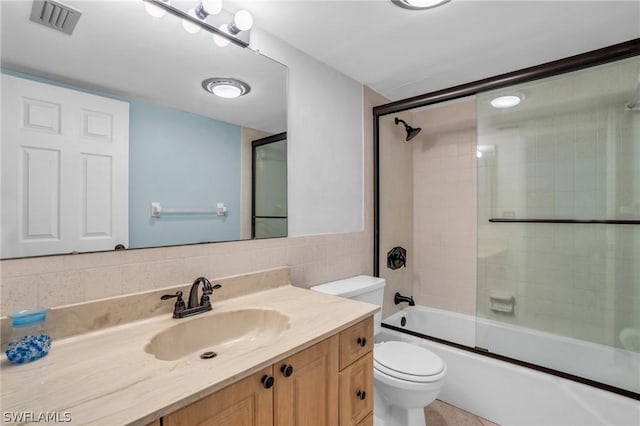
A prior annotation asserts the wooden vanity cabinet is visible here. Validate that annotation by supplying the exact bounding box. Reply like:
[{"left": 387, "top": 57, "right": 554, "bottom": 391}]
[
  {"left": 162, "top": 367, "right": 274, "bottom": 426},
  {"left": 161, "top": 316, "right": 373, "bottom": 426},
  {"left": 338, "top": 318, "right": 374, "bottom": 426}
]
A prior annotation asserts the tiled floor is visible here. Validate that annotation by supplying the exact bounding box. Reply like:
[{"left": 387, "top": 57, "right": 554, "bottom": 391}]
[{"left": 425, "top": 400, "right": 498, "bottom": 426}]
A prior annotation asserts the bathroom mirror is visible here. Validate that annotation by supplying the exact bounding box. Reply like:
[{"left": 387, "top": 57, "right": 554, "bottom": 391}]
[{"left": 0, "top": 0, "right": 288, "bottom": 259}]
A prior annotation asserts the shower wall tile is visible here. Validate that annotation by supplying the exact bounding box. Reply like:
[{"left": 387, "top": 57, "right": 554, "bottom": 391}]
[
  {"left": 379, "top": 109, "right": 415, "bottom": 319},
  {"left": 411, "top": 98, "right": 478, "bottom": 316}
]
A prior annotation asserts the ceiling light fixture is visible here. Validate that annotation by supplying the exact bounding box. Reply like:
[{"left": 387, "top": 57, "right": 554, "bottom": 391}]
[
  {"left": 143, "top": 0, "right": 252, "bottom": 48},
  {"left": 391, "top": 0, "right": 451, "bottom": 10},
  {"left": 490, "top": 95, "right": 522, "bottom": 109},
  {"left": 202, "top": 78, "right": 251, "bottom": 99}
]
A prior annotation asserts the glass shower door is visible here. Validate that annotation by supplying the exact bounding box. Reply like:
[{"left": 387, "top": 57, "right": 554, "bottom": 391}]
[{"left": 476, "top": 56, "right": 640, "bottom": 395}]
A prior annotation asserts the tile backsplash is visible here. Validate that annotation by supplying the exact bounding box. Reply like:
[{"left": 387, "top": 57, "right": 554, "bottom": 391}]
[{"left": 1, "top": 232, "right": 371, "bottom": 316}]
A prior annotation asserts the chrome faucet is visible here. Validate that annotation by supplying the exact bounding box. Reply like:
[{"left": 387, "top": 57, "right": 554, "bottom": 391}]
[{"left": 161, "top": 277, "right": 222, "bottom": 319}]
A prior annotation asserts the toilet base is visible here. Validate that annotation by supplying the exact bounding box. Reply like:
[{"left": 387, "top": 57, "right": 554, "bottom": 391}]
[{"left": 374, "top": 389, "right": 427, "bottom": 426}]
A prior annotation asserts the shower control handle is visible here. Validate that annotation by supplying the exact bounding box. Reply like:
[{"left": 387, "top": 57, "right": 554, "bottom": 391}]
[
  {"left": 356, "top": 337, "right": 367, "bottom": 347},
  {"left": 356, "top": 389, "right": 366, "bottom": 400}
]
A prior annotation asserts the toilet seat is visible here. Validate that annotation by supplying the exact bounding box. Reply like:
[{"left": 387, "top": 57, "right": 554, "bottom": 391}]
[{"left": 374, "top": 341, "right": 444, "bottom": 383}]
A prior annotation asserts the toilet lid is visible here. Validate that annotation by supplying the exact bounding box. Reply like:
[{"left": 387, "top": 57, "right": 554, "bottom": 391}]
[{"left": 374, "top": 341, "right": 444, "bottom": 379}]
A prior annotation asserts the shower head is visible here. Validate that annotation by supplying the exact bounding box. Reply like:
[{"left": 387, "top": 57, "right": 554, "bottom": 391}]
[{"left": 394, "top": 117, "right": 422, "bottom": 141}]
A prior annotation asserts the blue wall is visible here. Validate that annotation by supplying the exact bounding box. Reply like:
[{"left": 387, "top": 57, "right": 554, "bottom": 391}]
[
  {"left": 129, "top": 101, "right": 240, "bottom": 247},
  {"left": 2, "top": 68, "right": 241, "bottom": 247}
]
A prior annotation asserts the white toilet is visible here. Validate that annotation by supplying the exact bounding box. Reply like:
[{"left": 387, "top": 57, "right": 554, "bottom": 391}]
[{"left": 311, "top": 276, "right": 446, "bottom": 426}]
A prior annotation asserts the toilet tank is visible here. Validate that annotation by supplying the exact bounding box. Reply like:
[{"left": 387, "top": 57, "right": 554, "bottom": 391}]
[{"left": 310, "top": 275, "right": 385, "bottom": 336}]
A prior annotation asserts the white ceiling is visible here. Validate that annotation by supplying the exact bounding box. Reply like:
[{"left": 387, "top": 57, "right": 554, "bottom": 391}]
[{"left": 231, "top": 0, "right": 640, "bottom": 101}]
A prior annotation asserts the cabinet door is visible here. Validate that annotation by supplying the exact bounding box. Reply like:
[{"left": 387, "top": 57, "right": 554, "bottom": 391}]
[
  {"left": 275, "top": 335, "right": 339, "bottom": 426},
  {"left": 356, "top": 413, "right": 373, "bottom": 426},
  {"left": 339, "top": 352, "right": 373, "bottom": 426},
  {"left": 163, "top": 367, "right": 274, "bottom": 426}
]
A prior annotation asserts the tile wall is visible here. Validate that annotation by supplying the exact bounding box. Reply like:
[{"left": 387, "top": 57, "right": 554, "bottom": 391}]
[{"left": 410, "top": 99, "right": 478, "bottom": 316}]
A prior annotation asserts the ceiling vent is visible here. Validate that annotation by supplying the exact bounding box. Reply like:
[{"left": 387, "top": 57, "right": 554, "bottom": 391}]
[{"left": 30, "top": 0, "right": 82, "bottom": 35}]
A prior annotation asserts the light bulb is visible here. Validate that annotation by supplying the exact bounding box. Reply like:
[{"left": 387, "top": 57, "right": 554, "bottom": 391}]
[
  {"left": 490, "top": 95, "right": 521, "bottom": 109},
  {"left": 202, "top": 0, "right": 223, "bottom": 15},
  {"left": 233, "top": 10, "right": 253, "bottom": 31},
  {"left": 212, "top": 84, "right": 242, "bottom": 98},
  {"left": 182, "top": 8, "right": 201, "bottom": 34},
  {"left": 144, "top": 0, "right": 168, "bottom": 18},
  {"left": 476, "top": 150, "right": 483, "bottom": 158},
  {"left": 213, "top": 24, "right": 230, "bottom": 47}
]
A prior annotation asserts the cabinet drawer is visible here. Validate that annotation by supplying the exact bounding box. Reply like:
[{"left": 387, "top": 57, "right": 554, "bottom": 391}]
[
  {"left": 340, "top": 317, "right": 373, "bottom": 369},
  {"left": 339, "top": 352, "right": 373, "bottom": 426}
]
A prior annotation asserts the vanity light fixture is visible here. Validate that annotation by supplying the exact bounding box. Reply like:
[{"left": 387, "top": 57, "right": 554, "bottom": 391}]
[
  {"left": 490, "top": 95, "right": 522, "bottom": 109},
  {"left": 144, "top": 0, "right": 168, "bottom": 18},
  {"left": 195, "top": 0, "right": 223, "bottom": 19},
  {"left": 202, "top": 78, "right": 251, "bottom": 99},
  {"left": 213, "top": 24, "right": 231, "bottom": 47},
  {"left": 182, "top": 8, "right": 202, "bottom": 34},
  {"left": 143, "top": 0, "right": 253, "bottom": 48},
  {"left": 391, "top": 0, "right": 451, "bottom": 10}
]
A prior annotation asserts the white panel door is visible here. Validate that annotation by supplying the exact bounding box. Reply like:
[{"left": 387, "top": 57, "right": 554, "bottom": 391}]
[{"left": 1, "top": 74, "right": 129, "bottom": 258}]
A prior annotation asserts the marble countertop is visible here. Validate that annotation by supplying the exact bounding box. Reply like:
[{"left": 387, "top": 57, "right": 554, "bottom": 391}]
[{"left": 0, "top": 285, "right": 378, "bottom": 425}]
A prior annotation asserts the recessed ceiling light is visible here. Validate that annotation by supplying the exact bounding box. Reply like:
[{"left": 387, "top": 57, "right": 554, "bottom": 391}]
[
  {"left": 490, "top": 95, "right": 521, "bottom": 109},
  {"left": 202, "top": 78, "right": 251, "bottom": 99},
  {"left": 391, "top": 0, "right": 451, "bottom": 10}
]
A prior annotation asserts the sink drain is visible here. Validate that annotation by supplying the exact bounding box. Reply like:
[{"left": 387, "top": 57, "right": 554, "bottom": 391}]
[{"left": 200, "top": 351, "right": 217, "bottom": 359}]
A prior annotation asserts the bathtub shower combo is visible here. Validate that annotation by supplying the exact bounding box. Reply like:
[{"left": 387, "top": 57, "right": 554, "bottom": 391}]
[{"left": 375, "top": 44, "right": 640, "bottom": 425}]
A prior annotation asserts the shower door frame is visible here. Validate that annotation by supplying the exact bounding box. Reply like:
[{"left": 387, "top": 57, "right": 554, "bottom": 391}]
[{"left": 372, "top": 38, "right": 640, "bottom": 400}]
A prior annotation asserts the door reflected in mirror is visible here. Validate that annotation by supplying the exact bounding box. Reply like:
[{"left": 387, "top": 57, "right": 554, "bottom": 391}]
[{"left": 0, "top": 0, "right": 287, "bottom": 259}]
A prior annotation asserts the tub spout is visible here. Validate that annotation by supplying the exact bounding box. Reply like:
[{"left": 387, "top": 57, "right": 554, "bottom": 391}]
[{"left": 394, "top": 292, "right": 415, "bottom": 306}]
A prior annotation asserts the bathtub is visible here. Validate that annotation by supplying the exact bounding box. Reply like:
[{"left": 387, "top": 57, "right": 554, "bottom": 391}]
[{"left": 380, "top": 306, "right": 640, "bottom": 426}]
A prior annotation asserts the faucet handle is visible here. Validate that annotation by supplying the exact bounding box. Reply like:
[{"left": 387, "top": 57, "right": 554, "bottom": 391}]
[
  {"left": 200, "top": 284, "right": 222, "bottom": 306},
  {"left": 161, "top": 290, "right": 184, "bottom": 300},
  {"left": 161, "top": 291, "right": 186, "bottom": 317}
]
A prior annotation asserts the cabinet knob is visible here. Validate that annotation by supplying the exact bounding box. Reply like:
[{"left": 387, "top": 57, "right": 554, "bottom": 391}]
[
  {"left": 261, "top": 375, "right": 274, "bottom": 389},
  {"left": 356, "top": 337, "right": 367, "bottom": 347},
  {"left": 280, "top": 364, "right": 294, "bottom": 377},
  {"left": 356, "top": 389, "right": 367, "bottom": 400}
]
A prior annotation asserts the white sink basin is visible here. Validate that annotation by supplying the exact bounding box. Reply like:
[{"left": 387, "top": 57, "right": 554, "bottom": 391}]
[{"left": 145, "top": 308, "right": 290, "bottom": 361}]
